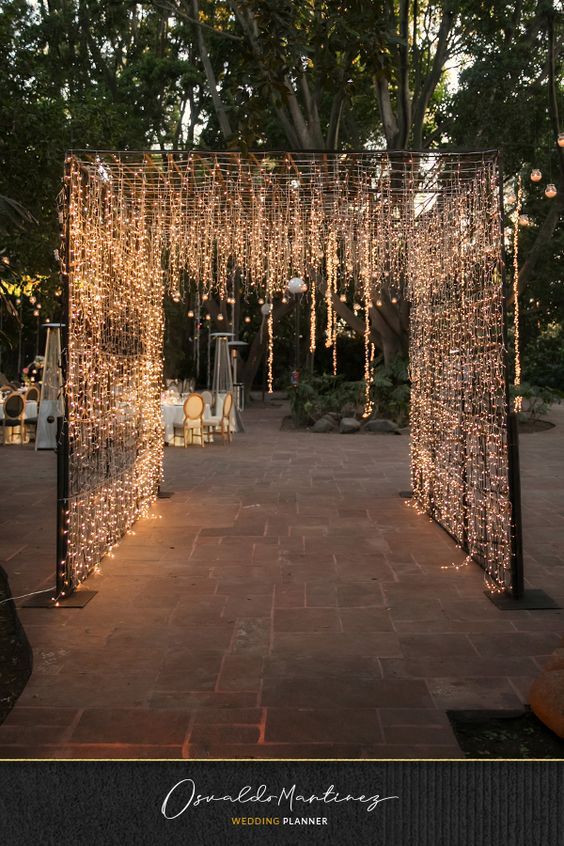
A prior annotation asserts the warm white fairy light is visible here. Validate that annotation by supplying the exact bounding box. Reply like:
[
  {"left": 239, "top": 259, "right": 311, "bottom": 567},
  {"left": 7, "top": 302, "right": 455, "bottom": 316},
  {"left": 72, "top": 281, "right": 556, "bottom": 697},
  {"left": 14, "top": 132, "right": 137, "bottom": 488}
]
[
  {"left": 513, "top": 176, "right": 523, "bottom": 412},
  {"left": 60, "top": 150, "right": 517, "bottom": 595},
  {"left": 408, "top": 158, "right": 514, "bottom": 592}
]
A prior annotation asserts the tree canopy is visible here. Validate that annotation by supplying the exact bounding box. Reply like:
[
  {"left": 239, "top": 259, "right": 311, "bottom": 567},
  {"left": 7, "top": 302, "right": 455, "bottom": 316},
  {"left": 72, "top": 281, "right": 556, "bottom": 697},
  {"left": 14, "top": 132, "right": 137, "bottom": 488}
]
[{"left": 0, "top": 0, "right": 562, "bottom": 384}]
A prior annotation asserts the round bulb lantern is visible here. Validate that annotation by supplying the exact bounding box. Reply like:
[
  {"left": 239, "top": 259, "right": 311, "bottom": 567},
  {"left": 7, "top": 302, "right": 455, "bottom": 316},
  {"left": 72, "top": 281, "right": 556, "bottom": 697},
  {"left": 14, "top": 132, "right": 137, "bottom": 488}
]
[
  {"left": 287, "top": 277, "right": 307, "bottom": 295},
  {"left": 507, "top": 193, "right": 517, "bottom": 205},
  {"left": 281, "top": 296, "right": 288, "bottom": 303},
  {"left": 260, "top": 302, "right": 273, "bottom": 316},
  {"left": 376, "top": 299, "right": 383, "bottom": 308},
  {"left": 187, "top": 309, "right": 194, "bottom": 317},
  {"left": 217, "top": 313, "right": 224, "bottom": 321},
  {"left": 258, "top": 297, "right": 264, "bottom": 305},
  {"left": 530, "top": 169, "right": 542, "bottom": 183},
  {"left": 244, "top": 316, "right": 251, "bottom": 324},
  {"left": 558, "top": 132, "right": 564, "bottom": 148},
  {"left": 339, "top": 294, "right": 347, "bottom": 302},
  {"left": 518, "top": 213, "right": 530, "bottom": 227},
  {"left": 545, "top": 183, "right": 557, "bottom": 199},
  {"left": 205, "top": 314, "right": 211, "bottom": 321},
  {"left": 202, "top": 293, "right": 209, "bottom": 301},
  {"left": 391, "top": 296, "right": 398, "bottom": 304}
]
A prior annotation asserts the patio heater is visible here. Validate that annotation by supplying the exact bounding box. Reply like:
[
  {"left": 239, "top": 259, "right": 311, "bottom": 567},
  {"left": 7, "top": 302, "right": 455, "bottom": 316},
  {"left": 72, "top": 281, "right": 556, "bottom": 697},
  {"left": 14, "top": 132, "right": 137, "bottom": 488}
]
[
  {"left": 36, "top": 323, "right": 64, "bottom": 450},
  {"left": 210, "top": 332, "right": 244, "bottom": 432}
]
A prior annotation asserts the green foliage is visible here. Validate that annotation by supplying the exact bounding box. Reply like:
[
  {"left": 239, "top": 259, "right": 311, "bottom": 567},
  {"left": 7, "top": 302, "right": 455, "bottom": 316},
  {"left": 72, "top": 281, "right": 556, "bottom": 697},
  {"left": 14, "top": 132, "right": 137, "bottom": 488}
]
[
  {"left": 370, "top": 356, "right": 410, "bottom": 426},
  {"left": 522, "top": 323, "right": 564, "bottom": 392},
  {"left": 288, "top": 372, "right": 364, "bottom": 426},
  {"left": 510, "top": 381, "right": 561, "bottom": 421}
]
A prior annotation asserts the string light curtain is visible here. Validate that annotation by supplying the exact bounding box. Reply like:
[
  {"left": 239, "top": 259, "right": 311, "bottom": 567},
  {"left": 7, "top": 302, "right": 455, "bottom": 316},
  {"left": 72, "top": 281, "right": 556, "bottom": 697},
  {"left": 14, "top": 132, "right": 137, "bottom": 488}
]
[
  {"left": 59, "top": 149, "right": 519, "bottom": 594},
  {"left": 408, "top": 158, "right": 515, "bottom": 591}
]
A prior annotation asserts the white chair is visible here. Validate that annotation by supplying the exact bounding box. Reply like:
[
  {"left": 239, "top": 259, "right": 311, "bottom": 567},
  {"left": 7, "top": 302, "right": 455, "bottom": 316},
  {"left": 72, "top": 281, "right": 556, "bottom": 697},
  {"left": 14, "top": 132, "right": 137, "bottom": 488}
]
[
  {"left": 201, "top": 390, "right": 213, "bottom": 409},
  {"left": 176, "top": 393, "right": 205, "bottom": 447},
  {"left": 203, "top": 402, "right": 221, "bottom": 443}
]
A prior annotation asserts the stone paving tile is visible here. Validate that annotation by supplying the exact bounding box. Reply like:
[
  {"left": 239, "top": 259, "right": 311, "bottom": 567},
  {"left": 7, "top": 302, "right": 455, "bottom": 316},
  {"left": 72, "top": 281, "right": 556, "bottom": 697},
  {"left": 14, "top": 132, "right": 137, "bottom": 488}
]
[
  {"left": 265, "top": 709, "right": 383, "bottom": 744},
  {"left": 1, "top": 402, "right": 563, "bottom": 759},
  {"left": 70, "top": 708, "right": 190, "bottom": 745}
]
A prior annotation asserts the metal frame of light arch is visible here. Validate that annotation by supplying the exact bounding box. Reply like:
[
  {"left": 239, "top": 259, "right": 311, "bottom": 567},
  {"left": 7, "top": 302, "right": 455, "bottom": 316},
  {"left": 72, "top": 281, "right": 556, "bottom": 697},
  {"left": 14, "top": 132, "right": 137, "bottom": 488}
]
[{"left": 54, "top": 148, "right": 525, "bottom": 601}]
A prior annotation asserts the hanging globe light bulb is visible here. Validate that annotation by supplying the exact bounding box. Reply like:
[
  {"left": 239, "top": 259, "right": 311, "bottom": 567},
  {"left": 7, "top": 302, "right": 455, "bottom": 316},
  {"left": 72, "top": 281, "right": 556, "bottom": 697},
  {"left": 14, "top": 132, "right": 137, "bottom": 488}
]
[
  {"left": 518, "top": 213, "right": 530, "bottom": 227},
  {"left": 281, "top": 296, "right": 288, "bottom": 303},
  {"left": 530, "top": 169, "right": 542, "bottom": 182},
  {"left": 558, "top": 132, "right": 564, "bottom": 148},
  {"left": 187, "top": 309, "right": 194, "bottom": 317},
  {"left": 287, "top": 277, "right": 307, "bottom": 295},
  {"left": 258, "top": 297, "right": 265, "bottom": 305},
  {"left": 545, "top": 183, "right": 557, "bottom": 199},
  {"left": 260, "top": 302, "right": 273, "bottom": 316},
  {"left": 507, "top": 192, "right": 517, "bottom": 205},
  {"left": 391, "top": 296, "right": 398, "bottom": 304},
  {"left": 205, "top": 314, "right": 211, "bottom": 321},
  {"left": 339, "top": 293, "right": 347, "bottom": 302},
  {"left": 217, "top": 313, "right": 224, "bottom": 321},
  {"left": 376, "top": 299, "right": 383, "bottom": 308},
  {"left": 202, "top": 293, "right": 209, "bottom": 301},
  {"left": 244, "top": 316, "right": 251, "bottom": 324}
]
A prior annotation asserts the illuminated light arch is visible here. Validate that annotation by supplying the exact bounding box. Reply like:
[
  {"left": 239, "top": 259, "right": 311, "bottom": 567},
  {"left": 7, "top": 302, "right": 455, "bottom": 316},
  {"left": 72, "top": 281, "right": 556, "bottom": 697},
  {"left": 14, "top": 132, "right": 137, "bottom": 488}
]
[{"left": 57, "top": 150, "right": 522, "bottom": 598}]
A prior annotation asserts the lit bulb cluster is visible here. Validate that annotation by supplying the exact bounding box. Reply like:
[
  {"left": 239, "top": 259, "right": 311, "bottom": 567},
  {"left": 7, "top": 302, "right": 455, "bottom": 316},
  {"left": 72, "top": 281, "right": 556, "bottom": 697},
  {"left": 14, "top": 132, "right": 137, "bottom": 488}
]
[{"left": 60, "top": 151, "right": 518, "bottom": 593}]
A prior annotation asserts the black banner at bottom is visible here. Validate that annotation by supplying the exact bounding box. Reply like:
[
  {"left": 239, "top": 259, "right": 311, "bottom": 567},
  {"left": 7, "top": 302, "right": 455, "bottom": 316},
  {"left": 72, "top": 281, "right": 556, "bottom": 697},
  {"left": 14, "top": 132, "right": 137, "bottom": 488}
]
[{"left": 0, "top": 760, "right": 562, "bottom": 845}]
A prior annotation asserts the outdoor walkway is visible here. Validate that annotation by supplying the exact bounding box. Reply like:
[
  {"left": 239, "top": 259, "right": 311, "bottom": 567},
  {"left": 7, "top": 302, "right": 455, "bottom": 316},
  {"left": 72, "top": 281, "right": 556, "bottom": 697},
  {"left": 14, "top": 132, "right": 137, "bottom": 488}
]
[{"left": 0, "top": 402, "right": 563, "bottom": 759}]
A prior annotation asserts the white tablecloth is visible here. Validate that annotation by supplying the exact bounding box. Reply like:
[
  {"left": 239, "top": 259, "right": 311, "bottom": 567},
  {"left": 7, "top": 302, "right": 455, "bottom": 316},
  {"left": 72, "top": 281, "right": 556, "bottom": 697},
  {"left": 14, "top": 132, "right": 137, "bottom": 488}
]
[
  {"left": 0, "top": 400, "right": 37, "bottom": 421},
  {"left": 161, "top": 402, "right": 185, "bottom": 444}
]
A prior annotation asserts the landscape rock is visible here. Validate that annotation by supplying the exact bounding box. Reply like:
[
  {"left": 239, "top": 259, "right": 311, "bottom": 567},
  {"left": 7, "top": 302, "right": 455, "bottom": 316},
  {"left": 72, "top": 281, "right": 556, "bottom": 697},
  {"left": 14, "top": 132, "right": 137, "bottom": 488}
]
[
  {"left": 529, "top": 669, "right": 564, "bottom": 739},
  {"left": 311, "top": 415, "right": 338, "bottom": 433},
  {"left": 339, "top": 417, "right": 361, "bottom": 434},
  {"left": 340, "top": 403, "right": 357, "bottom": 418},
  {"left": 364, "top": 418, "right": 400, "bottom": 433}
]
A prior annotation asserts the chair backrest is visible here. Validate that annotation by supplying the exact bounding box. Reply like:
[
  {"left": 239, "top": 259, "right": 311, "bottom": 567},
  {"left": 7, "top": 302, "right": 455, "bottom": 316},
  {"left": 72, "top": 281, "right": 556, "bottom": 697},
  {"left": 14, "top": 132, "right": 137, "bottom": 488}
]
[
  {"left": 183, "top": 393, "right": 204, "bottom": 420},
  {"left": 223, "top": 392, "right": 233, "bottom": 420},
  {"left": 25, "top": 386, "right": 40, "bottom": 402},
  {"left": 4, "top": 392, "right": 25, "bottom": 419},
  {"left": 1, "top": 385, "right": 12, "bottom": 395},
  {"left": 201, "top": 390, "right": 213, "bottom": 408}
]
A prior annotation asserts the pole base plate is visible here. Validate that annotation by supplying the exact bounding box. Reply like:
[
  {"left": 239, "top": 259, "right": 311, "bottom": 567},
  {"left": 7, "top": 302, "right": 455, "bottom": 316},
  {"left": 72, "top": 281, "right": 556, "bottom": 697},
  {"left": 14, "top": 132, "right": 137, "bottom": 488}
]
[
  {"left": 22, "top": 590, "right": 97, "bottom": 608},
  {"left": 486, "top": 589, "right": 561, "bottom": 610}
]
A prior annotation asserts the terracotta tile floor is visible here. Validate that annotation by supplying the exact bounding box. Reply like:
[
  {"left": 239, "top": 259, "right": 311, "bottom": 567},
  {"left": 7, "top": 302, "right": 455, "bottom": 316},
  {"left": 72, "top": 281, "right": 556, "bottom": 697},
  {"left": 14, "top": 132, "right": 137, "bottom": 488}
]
[{"left": 0, "top": 401, "right": 563, "bottom": 759}]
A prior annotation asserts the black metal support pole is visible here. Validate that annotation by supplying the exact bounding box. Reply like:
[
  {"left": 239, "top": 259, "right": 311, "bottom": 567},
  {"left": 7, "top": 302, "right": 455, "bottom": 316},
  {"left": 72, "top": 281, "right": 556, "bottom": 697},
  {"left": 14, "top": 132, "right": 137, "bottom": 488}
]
[
  {"left": 497, "top": 153, "right": 525, "bottom": 599},
  {"left": 295, "top": 295, "right": 300, "bottom": 370}
]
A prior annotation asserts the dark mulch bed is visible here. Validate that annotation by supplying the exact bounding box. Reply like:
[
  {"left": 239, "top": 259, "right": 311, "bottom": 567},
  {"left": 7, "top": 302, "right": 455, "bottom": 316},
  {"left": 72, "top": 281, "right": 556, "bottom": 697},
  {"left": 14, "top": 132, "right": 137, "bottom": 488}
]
[
  {"left": 448, "top": 708, "right": 564, "bottom": 759},
  {"left": 0, "top": 566, "right": 33, "bottom": 726},
  {"left": 518, "top": 419, "right": 555, "bottom": 433}
]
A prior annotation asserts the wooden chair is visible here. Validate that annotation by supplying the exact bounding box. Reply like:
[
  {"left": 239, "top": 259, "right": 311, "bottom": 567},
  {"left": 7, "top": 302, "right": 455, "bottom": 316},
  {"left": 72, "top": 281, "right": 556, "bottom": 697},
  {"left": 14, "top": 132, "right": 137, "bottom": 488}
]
[
  {"left": 25, "top": 385, "right": 40, "bottom": 402},
  {"left": 2, "top": 392, "right": 25, "bottom": 445},
  {"left": 220, "top": 392, "right": 234, "bottom": 445},
  {"left": 179, "top": 393, "right": 205, "bottom": 447}
]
